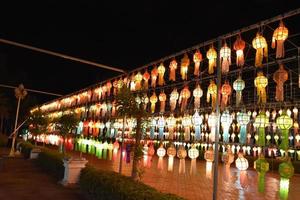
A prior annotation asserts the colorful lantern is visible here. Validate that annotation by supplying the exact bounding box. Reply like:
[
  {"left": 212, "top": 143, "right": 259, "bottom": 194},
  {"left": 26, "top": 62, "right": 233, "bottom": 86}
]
[
  {"left": 233, "top": 34, "right": 246, "bottom": 67},
  {"left": 159, "top": 91, "right": 167, "bottom": 113},
  {"left": 150, "top": 92, "right": 157, "bottom": 113},
  {"left": 207, "top": 80, "right": 217, "bottom": 110},
  {"left": 151, "top": 67, "right": 158, "bottom": 88},
  {"left": 167, "top": 144, "right": 176, "bottom": 172},
  {"left": 134, "top": 72, "right": 143, "bottom": 90},
  {"left": 143, "top": 70, "right": 150, "bottom": 89},
  {"left": 157, "top": 144, "right": 166, "bottom": 170},
  {"left": 150, "top": 118, "right": 157, "bottom": 139},
  {"left": 221, "top": 81, "right": 232, "bottom": 110},
  {"left": 272, "top": 20, "right": 288, "bottom": 58},
  {"left": 193, "top": 50, "right": 202, "bottom": 76},
  {"left": 235, "top": 152, "right": 249, "bottom": 187},
  {"left": 107, "top": 142, "right": 114, "bottom": 160},
  {"left": 112, "top": 79, "right": 118, "bottom": 95},
  {"left": 206, "top": 46, "right": 217, "bottom": 74},
  {"left": 221, "top": 110, "right": 233, "bottom": 143},
  {"left": 208, "top": 112, "right": 218, "bottom": 142},
  {"left": 279, "top": 158, "right": 294, "bottom": 200},
  {"left": 182, "top": 114, "right": 192, "bottom": 141},
  {"left": 254, "top": 72, "right": 268, "bottom": 104},
  {"left": 157, "top": 116, "right": 165, "bottom": 140},
  {"left": 169, "top": 58, "right": 178, "bottom": 81},
  {"left": 204, "top": 146, "right": 214, "bottom": 178},
  {"left": 254, "top": 111, "right": 269, "bottom": 147},
  {"left": 273, "top": 64, "right": 288, "bottom": 102},
  {"left": 170, "top": 88, "right": 179, "bottom": 112},
  {"left": 193, "top": 83, "right": 203, "bottom": 109},
  {"left": 142, "top": 93, "right": 149, "bottom": 110},
  {"left": 254, "top": 154, "right": 269, "bottom": 193},
  {"left": 237, "top": 111, "right": 250, "bottom": 144},
  {"left": 233, "top": 76, "right": 245, "bottom": 106},
  {"left": 106, "top": 81, "right": 112, "bottom": 96},
  {"left": 177, "top": 145, "right": 187, "bottom": 174},
  {"left": 252, "top": 33, "right": 268, "bottom": 67},
  {"left": 157, "top": 63, "right": 165, "bottom": 86},
  {"left": 180, "top": 53, "right": 190, "bottom": 80},
  {"left": 276, "top": 111, "right": 293, "bottom": 151},
  {"left": 192, "top": 110, "right": 203, "bottom": 141},
  {"left": 179, "top": 86, "right": 191, "bottom": 112},
  {"left": 167, "top": 115, "right": 176, "bottom": 140},
  {"left": 188, "top": 144, "right": 199, "bottom": 175},
  {"left": 220, "top": 42, "right": 231, "bottom": 74}
]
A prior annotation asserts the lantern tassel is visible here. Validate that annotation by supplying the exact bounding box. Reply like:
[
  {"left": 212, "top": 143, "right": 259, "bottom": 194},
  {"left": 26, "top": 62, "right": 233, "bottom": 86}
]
[
  {"left": 190, "top": 159, "right": 197, "bottom": 175},
  {"left": 195, "top": 125, "right": 201, "bottom": 141},
  {"left": 208, "top": 60, "right": 215, "bottom": 74},
  {"left": 184, "top": 126, "right": 190, "bottom": 141},
  {"left": 280, "top": 129, "right": 289, "bottom": 150},
  {"left": 158, "top": 75, "right": 164, "bottom": 86},
  {"left": 194, "top": 63, "right": 200, "bottom": 76},
  {"left": 179, "top": 158, "right": 186, "bottom": 174},
  {"left": 168, "top": 156, "right": 174, "bottom": 172},
  {"left": 157, "top": 157, "right": 164, "bottom": 170},
  {"left": 206, "top": 161, "right": 212, "bottom": 179},
  {"left": 169, "top": 127, "right": 174, "bottom": 140},
  {"left": 239, "top": 171, "right": 248, "bottom": 188},
  {"left": 255, "top": 48, "right": 263, "bottom": 67},
  {"left": 113, "top": 149, "right": 118, "bottom": 161},
  {"left": 159, "top": 127, "right": 164, "bottom": 140},
  {"left": 151, "top": 103, "right": 155, "bottom": 113},
  {"left": 239, "top": 125, "right": 247, "bottom": 145},
  {"left": 236, "top": 50, "right": 244, "bottom": 67},
  {"left": 221, "top": 58, "right": 230, "bottom": 74},
  {"left": 276, "top": 40, "right": 285, "bottom": 58},
  {"left": 258, "top": 127, "right": 266, "bottom": 147},
  {"left": 279, "top": 178, "right": 290, "bottom": 200},
  {"left": 258, "top": 172, "right": 266, "bottom": 193},
  {"left": 169, "top": 69, "right": 176, "bottom": 81},
  {"left": 194, "top": 98, "right": 200, "bottom": 109},
  {"left": 236, "top": 91, "right": 242, "bottom": 106},
  {"left": 223, "top": 126, "right": 230, "bottom": 143}
]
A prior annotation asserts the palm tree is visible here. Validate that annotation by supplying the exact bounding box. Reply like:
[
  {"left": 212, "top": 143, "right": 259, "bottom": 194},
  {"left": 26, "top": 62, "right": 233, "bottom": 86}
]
[
  {"left": 27, "top": 109, "right": 49, "bottom": 145},
  {"left": 116, "top": 85, "right": 149, "bottom": 180}
]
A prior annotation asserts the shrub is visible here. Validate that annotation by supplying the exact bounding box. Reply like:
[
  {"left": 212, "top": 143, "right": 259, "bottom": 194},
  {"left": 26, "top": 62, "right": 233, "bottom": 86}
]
[
  {"left": 20, "top": 141, "right": 34, "bottom": 159},
  {"left": 79, "top": 166, "right": 184, "bottom": 200}
]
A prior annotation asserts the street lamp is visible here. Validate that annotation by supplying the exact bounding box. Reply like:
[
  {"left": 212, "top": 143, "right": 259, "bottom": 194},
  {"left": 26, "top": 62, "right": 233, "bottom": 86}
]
[{"left": 9, "top": 84, "right": 27, "bottom": 157}]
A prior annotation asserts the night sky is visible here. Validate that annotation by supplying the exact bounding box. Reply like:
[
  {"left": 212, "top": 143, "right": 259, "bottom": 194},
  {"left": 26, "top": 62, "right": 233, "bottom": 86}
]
[{"left": 0, "top": 1, "right": 299, "bottom": 107}]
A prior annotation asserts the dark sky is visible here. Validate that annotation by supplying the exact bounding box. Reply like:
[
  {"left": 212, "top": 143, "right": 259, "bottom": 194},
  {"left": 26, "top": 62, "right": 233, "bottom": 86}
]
[{"left": 0, "top": 1, "right": 299, "bottom": 106}]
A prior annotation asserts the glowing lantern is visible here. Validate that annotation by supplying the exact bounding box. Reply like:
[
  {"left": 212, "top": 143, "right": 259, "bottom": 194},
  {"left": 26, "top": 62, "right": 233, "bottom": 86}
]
[
  {"left": 142, "top": 144, "right": 149, "bottom": 167},
  {"left": 106, "top": 81, "right": 112, "bottom": 96},
  {"left": 192, "top": 110, "right": 203, "bottom": 141},
  {"left": 117, "top": 78, "right": 124, "bottom": 89},
  {"left": 206, "top": 46, "right": 217, "bottom": 74},
  {"left": 157, "top": 144, "right": 166, "bottom": 170},
  {"left": 147, "top": 144, "right": 155, "bottom": 168},
  {"left": 179, "top": 86, "right": 191, "bottom": 112},
  {"left": 193, "top": 50, "right": 202, "bottom": 76},
  {"left": 130, "top": 75, "right": 136, "bottom": 91},
  {"left": 95, "top": 141, "right": 103, "bottom": 158},
  {"left": 237, "top": 111, "right": 250, "bottom": 144},
  {"left": 188, "top": 144, "right": 199, "bottom": 175},
  {"left": 157, "top": 63, "right": 165, "bottom": 86},
  {"left": 279, "top": 158, "right": 294, "bottom": 200},
  {"left": 254, "top": 154, "right": 269, "bottom": 193},
  {"left": 220, "top": 42, "right": 231, "bottom": 74},
  {"left": 236, "top": 152, "right": 249, "bottom": 186},
  {"left": 252, "top": 33, "right": 268, "bottom": 67},
  {"left": 158, "top": 116, "right": 165, "bottom": 140},
  {"left": 182, "top": 114, "right": 192, "bottom": 141},
  {"left": 159, "top": 91, "right": 167, "bottom": 113},
  {"left": 254, "top": 72, "right": 268, "bottom": 104},
  {"left": 170, "top": 88, "right": 179, "bottom": 112},
  {"left": 151, "top": 67, "right": 158, "bottom": 88},
  {"left": 193, "top": 83, "right": 203, "bottom": 109},
  {"left": 272, "top": 20, "right": 288, "bottom": 58},
  {"left": 221, "top": 81, "right": 232, "bottom": 110},
  {"left": 169, "top": 58, "right": 177, "bottom": 81},
  {"left": 204, "top": 146, "right": 214, "bottom": 178},
  {"left": 107, "top": 142, "right": 114, "bottom": 160},
  {"left": 150, "top": 118, "right": 157, "bottom": 139},
  {"left": 233, "top": 34, "right": 246, "bottom": 67},
  {"left": 254, "top": 111, "right": 269, "bottom": 147},
  {"left": 134, "top": 72, "right": 143, "bottom": 90},
  {"left": 208, "top": 112, "right": 218, "bottom": 142},
  {"left": 273, "top": 64, "right": 288, "bottom": 102},
  {"left": 177, "top": 145, "right": 187, "bottom": 174},
  {"left": 112, "top": 79, "right": 118, "bottom": 96},
  {"left": 180, "top": 53, "right": 190, "bottom": 80},
  {"left": 233, "top": 76, "right": 245, "bottom": 106},
  {"left": 143, "top": 70, "right": 150, "bottom": 89},
  {"left": 167, "top": 115, "right": 176, "bottom": 140},
  {"left": 221, "top": 110, "right": 233, "bottom": 143},
  {"left": 150, "top": 92, "right": 157, "bottom": 113},
  {"left": 142, "top": 93, "right": 149, "bottom": 110},
  {"left": 222, "top": 146, "right": 234, "bottom": 167},
  {"left": 293, "top": 107, "right": 298, "bottom": 120},
  {"left": 276, "top": 111, "right": 293, "bottom": 151},
  {"left": 207, "top": 80, "right": 217, "bottom": 110},
  {"left": 167, "top": 143, "right": 176, "bottom": 172}
]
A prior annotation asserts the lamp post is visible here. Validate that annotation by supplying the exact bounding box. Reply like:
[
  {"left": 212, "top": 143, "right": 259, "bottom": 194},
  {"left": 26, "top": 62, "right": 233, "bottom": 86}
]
[{"left": 9, "top": 84, "right": 27, "bottom": 157}]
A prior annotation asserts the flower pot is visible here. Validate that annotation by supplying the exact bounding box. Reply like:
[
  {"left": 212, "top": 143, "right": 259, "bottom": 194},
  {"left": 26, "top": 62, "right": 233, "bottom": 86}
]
[
  {"left": 29, "top": 148, "right": 41, "bottom": 159},
  {"left": 60, "top": 157, "right": 88, "bottom": 186}
]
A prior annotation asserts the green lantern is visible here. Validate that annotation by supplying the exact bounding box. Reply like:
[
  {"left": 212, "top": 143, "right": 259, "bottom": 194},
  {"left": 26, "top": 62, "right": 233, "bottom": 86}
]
[
  {"left": 279, "top": 159, "right": 294, "bottom": 200},
  {"left": 276, "top": 111, "right": 293, "bottom": 151},
  {"left": 254, "top": 111, "right": 269, "bottom": 146},
  {"left": 254, "top": 154, "right": 269, "bottom": 193}
]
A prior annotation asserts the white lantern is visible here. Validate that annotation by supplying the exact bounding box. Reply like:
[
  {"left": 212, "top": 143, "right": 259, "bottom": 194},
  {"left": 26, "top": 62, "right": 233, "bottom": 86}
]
[{"left": 235, "top": 152, "right": 249, "bottom": 171}]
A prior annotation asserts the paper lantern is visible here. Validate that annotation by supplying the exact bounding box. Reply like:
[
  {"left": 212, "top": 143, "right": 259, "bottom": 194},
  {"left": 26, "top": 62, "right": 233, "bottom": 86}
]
[
  {"left": 150, "top": 118, "right": 157, "bottom": 139},
  {"left": 112, "top": 79, "right": 118, "bottom": 95},
  {"left": 157, "top": 116, "right": 166, "bottom": 140},
  {"left": 206, "top": 46, "right": 217, "bottom": 74},
  {"left": 159, "top": 91, "right": 167, "bottom": 113},
  {"left": 142, "top": 144, "right": 149, "bottom": 167},
  {"left": 182, "top": 114, "right": 192, "bottom": 141},
  {"left": 254, "top": 154, "right": 269, "bottom": 193},
  {"left": 233, "top": 76, "right": 245, "bottom": 106},
  {"left": 170, "top": 88, "right": 179, "bottom": 112},
  {"left": 169, "top": 58, "right": 178, "bottom": 81},
  {"left": 177, "top": 145, "right": 187, "bottom": 174},
  {"left": 237, "top": 111, "right": 250, "bottom": 144},
  {"left": 276, "top": 111, "right": 293, "bottom": 151},
  {"left": 151, "top": 67, "right": 158, "bottom": 88},
  {"left": 167, "top": 115, "right": 176, "bottom": 140},
  {"left": 150, "top": 92, "right": 157, "bottom": 113},
  {"left": 193, "top": 50, "right": 202, "bottom": 76},
  {"left": 208, "top": 112, "right": 218, "bottom": 142},
  {"left": 157, "top": 144, "right": 166, "bottom": 170},
  {"left": 221, "top": 110, "right": 233, "bottom": 143},
  {"left": 188, "top": 144, "right": 199, "bottom": 175},
  {"left": 220, "top": 42, "right": 231, "bottom": 74},
  {"left": 254, "top": 72, "right": 268, "bottom": 104},
  {"left": 179, "top": 86, "right": 191, "bottom": 112},
  {"left": 207, "top": 80, "right": 217, "bottom": 110},
  {"left": 157, "top": 63, "right": 165, "bottom": 86},
  {"left": 221, "top": 81, "right": 232, "bottom": 110},
  {"left": 273, "top": 64, "right": 288, "bottom": 102},
  {"left": 279, "top": 159, "right": 294, "bottom": 200},
  {"left": 167, "top": 144, "right": 176, "bottom": 172},
  {"left": 254, "top": 111, "right": 269, "bottom": 147},
  {"left": 130, "top": 75, "right": 136, "bottom": 91},
  {"left": 134, "top": 72, "right": 143, "bottom": 90},
  {"left": 106, "top": 81, "right": 112, "bottom": 97},
  {"left": 252, "top": 33, "right": 268, "bottom": 67},
  {"left": 233, "top": 34, "right": 246, "bottom": 67},
  {"left": 222, "top": 147, "right": 234, "bottom": 167},
  {"left": 272, "top": 20, "right": 288, "bottom": 58},
  {"left": 293, "top": 107, "right": 298, "bottom": 120},
  {"left": 235, "top": 152, "right": 248, "bottom": 171},
  {"left": 143, "top": 70, "right": 150, "bottom": 89},
  {"left": 192, "top": 110, "right": 203, "bottom": 141},
  {"left": 107, "top": 142, "right": 114, "bottom": 160},
  {"left": 180, "top": 53, "right": 190, "bottom": 80},
  {"left": 204, "top": 146, "right": 214, "bottom": 178},
  {"left": 193, "top": 84, "right": 203, "bottom": 109}
]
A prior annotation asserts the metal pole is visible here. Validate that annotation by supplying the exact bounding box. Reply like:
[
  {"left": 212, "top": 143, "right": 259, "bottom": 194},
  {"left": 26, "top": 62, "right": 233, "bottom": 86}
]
[
  {"left": 9, "top": 97, "right": 21, "bottom": 157},
  {"left": 213, "top": 37, "right": 222, "bottom": 200},
  {"left": 119, "top": 116, "right": 126, "bottom": 174}
]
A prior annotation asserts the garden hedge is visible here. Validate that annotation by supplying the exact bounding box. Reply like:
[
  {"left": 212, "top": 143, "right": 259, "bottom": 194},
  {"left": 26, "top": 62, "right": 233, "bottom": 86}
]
[
  {"left": 20, "top": 141, "right": 34, "bottom": 159},
  {"left": 79, "top": 166, "right": 184, "bottom": 200}
]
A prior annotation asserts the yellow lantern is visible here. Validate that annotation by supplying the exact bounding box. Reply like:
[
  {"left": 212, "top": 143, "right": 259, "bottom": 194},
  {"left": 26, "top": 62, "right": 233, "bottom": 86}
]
[
  {"left": 206, "top": 45, "right": 217, "bottom": 74},
  {"left": 220, "top": 42, "right": 231, "bottom": 74},
  {"left": 159, "top": 91, "right": 167, "bottom": 113},
  {"left": 254, "top": 111, "right": 269, "bottom": 147},
  {"left": 193, "top": 50, "right": 202, "bottom": 76},
  {"left": 272, "top": 20, "right": 288, "bottom": 58},
  {"left": 134, "top": 72, "right": 143, "bottom": 90},
  {"left": 157, "top": 62, "right": 165, "bottom": 86},
  {"left": 151, "top": 66, "right": 158, "bottom": 88},
  {"left": 233, "top": 34, "right": 246, "bottom": 67},
  {"left": 170, "top": 88, "right": 179, "bottom": 112},
  {"left": 254, "top": 72, "right": 268, "bottom": 104},
  {"left": 182, "top": 114, "right": 192, "bottom": 141},
  {"left": 207, "top": 80, "right": 217, "bottom": 110},
  {"left": 179, "top": 86, "right": 191, "bottom": 112},
  {"left": 180, "top": 53, "right": 190, "bottom": 80},
  {"left": 150, "top": 92, "right": 157, "bottom": 113},
  {"left": 193, "top": 83, "right": 203, "bottom": 109},
  {"left": 252, "top": 33, "right": 268, "bottom": 67},
  {"left": 169, "top": 58, "right": 177, "bottom": 81},
  {"left": 143, "top": 70, "right": 150, "bottom": 89}
]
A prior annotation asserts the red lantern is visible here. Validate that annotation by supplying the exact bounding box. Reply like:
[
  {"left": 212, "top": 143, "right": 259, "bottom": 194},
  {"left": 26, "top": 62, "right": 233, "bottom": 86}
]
[
  {"left": 233, "top": 34, "right": 246, "bottom": 67},
  {"left": 143, "top": 70, "right": 150, "bottom": 89}
]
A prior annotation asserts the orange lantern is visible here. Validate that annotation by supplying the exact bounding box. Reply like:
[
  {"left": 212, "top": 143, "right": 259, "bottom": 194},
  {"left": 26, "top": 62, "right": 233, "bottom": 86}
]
[
  {"left": 252, "top": 33, "right": 268, "bottom": 67},
  {"left": 157, "top": 63, "right": 165, "bottom": 86},
  {"left": 220, "top": 42, "right": 231, "bottom": 74},
  {"left": 150, "top": 92, "right": 158, "bottom": 113},
  {"left": 135, "top": 72, "right": 143, "bottom": 90},
  {"left": 193, "top": 83, "right": 203, "bottom": 109},
  {"left": 106, "top": 81, "right": 112, "bottom": 96},
  {"left": 207, "top": 80, "right": 217, "bottom": 110},
  {"left": 254, "top": 71, "right": 268, "bottom": 104},
  {"left": 179, "top": 86, "right": 191, "bottom": 112},
  {"left": 143, "top": 70, "right": 150, "bottom": 89},
  {"left": 206, "top": 46, "right": 217, "bottom": 74},
  {"left": 169, "top": 58, "right": 177, "bottom": 81},
  {"left": 273, "top": 63, "right": 288, "bottom": 102},
  {"left": 151, "top": 67, "right": 158, "bottom": 88},
  {"left": 193, "top": 50, "right": 202, "bottom": 77},
  {"left": 221, "top": 80, "right": 232, "bottom": 110},
  {"left": 130, "top": 74, "right": 136, "bottom": 91},
  {"left": 112, "top": 79, "right": 118, "bottom": 95},
  {"left": 180, "top": 53, "right": 190, "bottom": 80},
  {"left": 177, "top": 145, "right": 187, "bottom": 174},
  {"left": 272, "top": 20, "right": 288, "bottom": 58},
  {"left": 170, "top": 88, "right": 179, "bottom": 112},
  {"left": 159, "top": 91, "right": 167, "bottom": 113},
  {"left": 233, "top": 34, "right": 246, "bottom": 67}
]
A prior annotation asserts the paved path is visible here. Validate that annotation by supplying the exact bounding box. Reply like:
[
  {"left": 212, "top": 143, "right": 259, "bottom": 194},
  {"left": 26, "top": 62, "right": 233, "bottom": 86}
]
[{"left": 0, "top": 148, "right": 85, "bottom": 200}]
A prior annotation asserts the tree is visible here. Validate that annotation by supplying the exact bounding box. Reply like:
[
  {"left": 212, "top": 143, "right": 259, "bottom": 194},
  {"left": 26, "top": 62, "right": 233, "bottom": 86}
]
[
  {"left": 27, "top": 109, "right": 49, "bottom": 145},
  {"left": 116, "top": 85, "right": 149, "bottom": 180}
]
